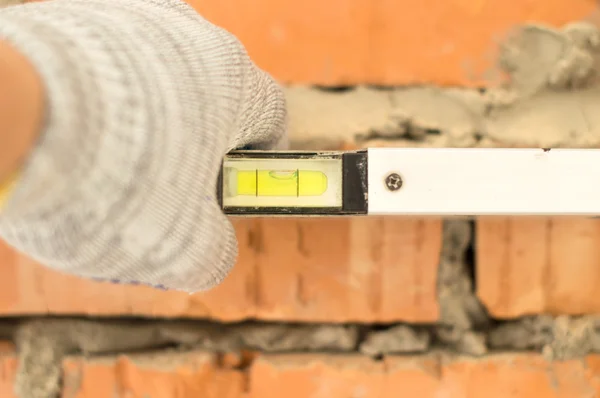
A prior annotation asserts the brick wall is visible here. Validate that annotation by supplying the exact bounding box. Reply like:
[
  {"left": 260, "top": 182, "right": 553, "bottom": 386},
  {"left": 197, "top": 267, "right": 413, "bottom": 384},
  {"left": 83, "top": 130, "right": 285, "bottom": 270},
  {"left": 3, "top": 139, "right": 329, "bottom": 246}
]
[
  {"left": 3, "top": 0, "right": 600, "bottom": 397},
  {"left": 5, "top": 345, "right": 600, "bottom": 398},
  {"left": 187, "top": 0, "right": 595, "bottom": 87},
  {"left": 0, "top": 218, "right": 442, "bottom": 322}
]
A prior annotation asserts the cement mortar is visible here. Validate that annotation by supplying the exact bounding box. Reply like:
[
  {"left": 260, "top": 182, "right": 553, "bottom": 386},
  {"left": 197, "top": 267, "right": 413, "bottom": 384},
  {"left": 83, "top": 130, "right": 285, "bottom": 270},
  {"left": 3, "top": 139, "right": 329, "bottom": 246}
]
[
  {"left": 489, "top": 315, "right": 600, "bottom": 360},
  {"left": 10, "top": 315, "right": 600, "bottom": 398},
  {"left": 159, "top": 322, "right": 358, "bottom": 352},
  {"left": 10, "top": 319, "right": 359, "bottom": 398},
  {"left": 498, "top": 23, "right": 600, "bottom": 93},
  {"left": 285, "top": 86, "right": 484, "bottom": 149},
  {"left": 359, "top": 325, "right": 430, "bottom": 356},
  {"left": 436, "top": 221, "right": 490, "bottom": 356}
]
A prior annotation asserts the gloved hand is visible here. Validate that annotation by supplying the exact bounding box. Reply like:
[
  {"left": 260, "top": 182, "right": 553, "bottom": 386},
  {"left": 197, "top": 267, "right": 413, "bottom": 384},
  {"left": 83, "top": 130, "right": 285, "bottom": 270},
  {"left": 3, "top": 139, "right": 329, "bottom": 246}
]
[{"left": 0, "top": 0, "right": 287, "bottom": 292}]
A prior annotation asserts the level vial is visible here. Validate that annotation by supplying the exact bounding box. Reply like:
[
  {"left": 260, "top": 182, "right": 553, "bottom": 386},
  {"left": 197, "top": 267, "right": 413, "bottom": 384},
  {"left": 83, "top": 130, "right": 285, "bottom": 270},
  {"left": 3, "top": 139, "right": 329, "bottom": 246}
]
[{"left": 224, "top": 168, "right": 328, "bottom": 197}]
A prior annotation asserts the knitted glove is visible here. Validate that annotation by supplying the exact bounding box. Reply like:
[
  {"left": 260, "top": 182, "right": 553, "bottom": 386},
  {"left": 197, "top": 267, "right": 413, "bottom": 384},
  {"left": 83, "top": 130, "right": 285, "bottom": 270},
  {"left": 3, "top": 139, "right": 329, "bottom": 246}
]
[{"left": 0, "top": 0, "right": 287, "bottom": 292}]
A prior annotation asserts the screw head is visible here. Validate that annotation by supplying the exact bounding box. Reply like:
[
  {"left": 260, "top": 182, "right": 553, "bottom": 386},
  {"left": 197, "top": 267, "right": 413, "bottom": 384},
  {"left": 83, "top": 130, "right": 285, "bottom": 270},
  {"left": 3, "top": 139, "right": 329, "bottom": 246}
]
[{"left": 385, "top": 173, "right": 403, "bottom": 191}]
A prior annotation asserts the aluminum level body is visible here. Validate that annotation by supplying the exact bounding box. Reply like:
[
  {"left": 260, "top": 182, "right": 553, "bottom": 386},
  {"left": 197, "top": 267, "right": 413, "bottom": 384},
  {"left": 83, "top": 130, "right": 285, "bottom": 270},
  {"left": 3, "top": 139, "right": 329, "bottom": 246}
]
[
  {"left": 367, "top": 147, "right": 600, "bottom": 216},
  {"left": 219, "top": 148, "right": 600, "bottom": 217}
]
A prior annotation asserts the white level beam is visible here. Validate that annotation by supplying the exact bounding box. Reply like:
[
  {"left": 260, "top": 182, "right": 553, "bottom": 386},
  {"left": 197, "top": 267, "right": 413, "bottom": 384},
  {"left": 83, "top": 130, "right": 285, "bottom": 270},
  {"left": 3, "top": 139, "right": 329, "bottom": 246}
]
[{"left": 367, "top": 147, "right": 600, "bottom": 216}]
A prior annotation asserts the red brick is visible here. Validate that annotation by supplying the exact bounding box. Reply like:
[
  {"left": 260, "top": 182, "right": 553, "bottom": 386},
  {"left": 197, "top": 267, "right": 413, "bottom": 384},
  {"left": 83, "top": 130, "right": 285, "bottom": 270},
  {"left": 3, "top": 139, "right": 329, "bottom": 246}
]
[
  {"left": 0, "top": 217, "right": 442, "bottom": 322},
  {"left": 0, "top": 342, "right": 17, "bottom": 398},
  {"left": 5, "top": 350, "right": 600, "bottom": 397},
  {"left": 252, "top": 353, "right": 600, "bottom": 398},
  {"left": 184, "top": 0, "right": 594, "bottom": 86},
  {"left": 61, "top": 351, "right": 245, "bottom": 398},
  {"left": 250, "top": 355, "right": 386, "bottom": 398},
  {"left": 437, "top": 354, "right": 597, "bottom": 397},
  {"left": 476, "top": 217, "right": 600, "bottom": 318}
]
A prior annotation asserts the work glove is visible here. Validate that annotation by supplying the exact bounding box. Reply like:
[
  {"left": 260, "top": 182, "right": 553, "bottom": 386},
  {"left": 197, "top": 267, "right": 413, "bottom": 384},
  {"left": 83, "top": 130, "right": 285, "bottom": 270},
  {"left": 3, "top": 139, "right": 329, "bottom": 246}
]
[{"left": 0, "top": 0, "right": 287, "bottom": 292}]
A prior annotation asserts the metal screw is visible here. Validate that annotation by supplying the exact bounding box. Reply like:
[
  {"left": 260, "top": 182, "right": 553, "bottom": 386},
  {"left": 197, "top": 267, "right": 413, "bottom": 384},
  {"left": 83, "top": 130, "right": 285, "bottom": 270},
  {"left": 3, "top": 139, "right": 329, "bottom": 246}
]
[{"left": 385, "top": 173, "right": 403, "bottom": 191}]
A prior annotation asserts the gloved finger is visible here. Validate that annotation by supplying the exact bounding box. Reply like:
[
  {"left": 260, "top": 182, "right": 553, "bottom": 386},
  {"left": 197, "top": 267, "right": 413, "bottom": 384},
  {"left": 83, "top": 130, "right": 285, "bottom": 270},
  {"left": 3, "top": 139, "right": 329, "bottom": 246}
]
[
  {"left": 180, "top": 199, "right": 239, "bottom": 292},
  {"left": 117, "top": 197, "right": 239, "bottom": 293},
  {"left": 232, "top": 64, "right": 288, "bottom": 150}
]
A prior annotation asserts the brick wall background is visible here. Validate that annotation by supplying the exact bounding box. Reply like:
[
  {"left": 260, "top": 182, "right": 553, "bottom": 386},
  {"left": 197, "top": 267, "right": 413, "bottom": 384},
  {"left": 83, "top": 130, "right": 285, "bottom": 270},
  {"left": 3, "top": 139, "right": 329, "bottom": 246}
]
[{"left": 3, "top": 0, "right": 600, "bottom": 397}]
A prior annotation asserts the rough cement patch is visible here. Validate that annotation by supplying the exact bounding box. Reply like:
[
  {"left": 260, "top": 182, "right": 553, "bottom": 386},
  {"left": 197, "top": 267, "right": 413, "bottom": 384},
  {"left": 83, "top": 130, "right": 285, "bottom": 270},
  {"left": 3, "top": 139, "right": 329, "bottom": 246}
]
[
  {"left": 285, "top": 85, "right": 600, "bottom": 150},
  {"left": 488, "top": 315, "right": 554, "bottom": 351},
  {"left": 284, "top": 86, "right": 484, "bottom": 149},
  {"left": 435, "top": 326, "right": 487, "bottom": 357},
  {"left": 159, "top": 322, "right": 358, "bottom": 352},
  {"left": 498, "top": 22, "right": 600, "bottom": 95},
  {"left": 489, "top": 315, "right": 600, "bottom": 360},
  {"left": 436, "top": 221, "right": 490, "bottom": 356},
  {"left": 547, "top": 316, "right": 600, "bottom": 360},
  {"left": 359, "top": 325, "right": 430, "bottom": 356},
  {"left": 285, "top": 86, "right": 397, "bottom": 148},
  {"left": 11, "top": 318, "right": 358, "bottom": 398},
  {"left": 482, "top": 22, "right": 600, "bottom": 146},
  {"left": 387, "top": 87, "right": 485, "bottom": 146},
  {"left": 484, "top": 87, "right": 600, "bottom": 146}
]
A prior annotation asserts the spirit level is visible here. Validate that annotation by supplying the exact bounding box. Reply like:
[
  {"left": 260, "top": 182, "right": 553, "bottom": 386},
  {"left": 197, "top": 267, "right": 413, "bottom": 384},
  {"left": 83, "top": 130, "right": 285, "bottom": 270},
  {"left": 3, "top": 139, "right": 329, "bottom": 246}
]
[{"left": 217, "top": 148, "right": 600, "bottom": 217}]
